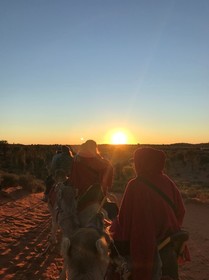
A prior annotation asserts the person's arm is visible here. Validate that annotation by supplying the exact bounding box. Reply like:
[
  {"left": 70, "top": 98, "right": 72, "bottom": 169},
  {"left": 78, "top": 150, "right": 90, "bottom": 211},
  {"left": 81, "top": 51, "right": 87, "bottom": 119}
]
[
  {"left": 173, "top": 186, "right": 185, "bottom": 226},
  {"left": 166, "top": 176, "right": 186, "bottom": 226}
]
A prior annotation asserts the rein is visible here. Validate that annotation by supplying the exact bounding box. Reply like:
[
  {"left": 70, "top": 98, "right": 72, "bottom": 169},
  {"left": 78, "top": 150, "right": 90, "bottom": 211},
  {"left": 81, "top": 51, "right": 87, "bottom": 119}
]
[
  {"left": 97, "top": 196, "right": 108, "bottom": 213},
  {"left": 110, "top": 240, "right": 131, "bottom": 280},
  {"left": 76, "top": 184, "right": 95, "bottom": 204}
]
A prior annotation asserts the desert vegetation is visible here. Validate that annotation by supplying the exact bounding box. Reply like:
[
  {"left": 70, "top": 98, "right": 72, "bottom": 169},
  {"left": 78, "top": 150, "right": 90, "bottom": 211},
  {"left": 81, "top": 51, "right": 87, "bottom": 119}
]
[
  {"left": 1, "top": 141, "right": 209, "bottom": 280},
  {"left": 0, "top": 141, "right": 209, "bottom": 201}
]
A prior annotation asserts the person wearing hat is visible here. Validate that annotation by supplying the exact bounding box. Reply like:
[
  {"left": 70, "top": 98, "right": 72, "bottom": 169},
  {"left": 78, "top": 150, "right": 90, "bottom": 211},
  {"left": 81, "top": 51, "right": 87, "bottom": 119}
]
[
  {"left": 67, "top": 139, "right": 114, "bottom": 226},
  {"left": 42, "top": 145, "right": 74, "bottom": 202},
  {"left": 51, "top": 145, "right": 74, "bottom": 177}
]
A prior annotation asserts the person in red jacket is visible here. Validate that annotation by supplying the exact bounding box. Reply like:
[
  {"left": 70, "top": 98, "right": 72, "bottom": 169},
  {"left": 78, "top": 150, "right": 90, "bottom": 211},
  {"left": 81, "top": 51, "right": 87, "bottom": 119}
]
[
  {"left": 68, "top": 139, "right": 114, "bottom": 226},
  {"left": 109, "top": 147, "right": 188, "bottom": 280}
]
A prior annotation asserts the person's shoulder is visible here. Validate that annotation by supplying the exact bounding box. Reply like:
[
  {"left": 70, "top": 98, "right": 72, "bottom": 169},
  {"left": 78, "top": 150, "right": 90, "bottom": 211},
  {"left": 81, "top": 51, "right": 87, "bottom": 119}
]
[
  {"left": 60, "top": 152, "right": 73, "bottom": 159},
  {"left": 124, "top": 177, "right": 138, "bottom": 191},
  {"left": 98, "top": 156, "right": 112, "bottom": 165},
  {"left": 162, "top": 174, "right": 178, "bottom": 188},
  {"left": 98, "top": 157, "right": 113, "bottom": 169},
  {"left": 129, "top": 177, "right": 139, "bottom": 186},
  {"left": 121, "top": 178, "right": 141, "bottom": 199}
]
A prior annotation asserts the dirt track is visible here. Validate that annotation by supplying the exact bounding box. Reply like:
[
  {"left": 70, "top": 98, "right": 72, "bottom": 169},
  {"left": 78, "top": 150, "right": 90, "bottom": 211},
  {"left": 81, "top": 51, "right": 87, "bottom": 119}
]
[
  {"left": 0, "top": 191, "right": 63, "bottom": 280},
  {"left": 0, "top": 190, "right": 209, "bottom": 280},
  {"left": 179, "top": 200, "right": 209, "bottom": 280}
]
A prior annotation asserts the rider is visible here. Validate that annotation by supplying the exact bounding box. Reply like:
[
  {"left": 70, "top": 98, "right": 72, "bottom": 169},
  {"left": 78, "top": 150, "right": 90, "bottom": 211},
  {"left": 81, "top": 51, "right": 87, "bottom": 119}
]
[
  {"left": 109, "top": 147, "right": 189, "bottom": 280},
  {"left": 67, "top": 139, "right": 114, "bottom": 226},
  {"left": 42, "top": 145, "right": 74, "bottom": 201}
]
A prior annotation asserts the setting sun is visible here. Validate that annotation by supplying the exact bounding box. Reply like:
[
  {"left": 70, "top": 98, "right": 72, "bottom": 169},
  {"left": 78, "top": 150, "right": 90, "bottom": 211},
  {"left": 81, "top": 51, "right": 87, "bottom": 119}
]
[
  {"left": 111, "top": 131, "right": 127, "bottom": 144},
  {"left": 103, "top": 128, "right": 137, "bottom": 145}
]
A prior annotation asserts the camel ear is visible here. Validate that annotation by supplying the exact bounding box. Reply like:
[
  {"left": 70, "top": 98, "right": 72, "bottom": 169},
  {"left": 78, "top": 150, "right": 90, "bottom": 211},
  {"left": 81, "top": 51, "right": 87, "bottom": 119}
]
[
  {"left": 96, "top": 236, "right": 108, "bottom": 255},
  {"left": 61, "top": 237, "right": 71, "bottom": 257}
]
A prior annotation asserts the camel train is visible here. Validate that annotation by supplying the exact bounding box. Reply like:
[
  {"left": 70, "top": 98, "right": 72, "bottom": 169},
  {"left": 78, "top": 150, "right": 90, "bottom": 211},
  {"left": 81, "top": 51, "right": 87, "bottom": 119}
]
[
  {"left": 46, "top": 171, "right": 121, "bottom": 280},
  {"left": 45, "top": 169, "right": 189, "bottom": 280}
]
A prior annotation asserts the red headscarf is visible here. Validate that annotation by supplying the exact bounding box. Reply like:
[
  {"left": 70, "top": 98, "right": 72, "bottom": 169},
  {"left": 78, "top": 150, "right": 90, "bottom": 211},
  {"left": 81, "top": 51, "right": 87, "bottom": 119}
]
[
  {"left": 134, "top": 147, "right": 166, "bottom": 177},
  {"left": 110, "top": 147, "right": 186, "bottom": 280}
]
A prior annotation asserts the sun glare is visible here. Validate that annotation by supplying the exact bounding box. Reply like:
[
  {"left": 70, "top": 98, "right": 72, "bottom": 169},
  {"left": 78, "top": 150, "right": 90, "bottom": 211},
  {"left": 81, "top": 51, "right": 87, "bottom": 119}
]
[
  {"left": 111, "top": 131, "right": 128, "bottom": 144},
  {"left": 104, "top": 128, "right": 137, "bottom": 144}
]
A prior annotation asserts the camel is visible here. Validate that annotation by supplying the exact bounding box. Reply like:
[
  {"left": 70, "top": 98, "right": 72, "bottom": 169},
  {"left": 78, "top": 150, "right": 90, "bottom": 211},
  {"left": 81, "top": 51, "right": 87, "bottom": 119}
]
[
  {"left": 46, "top": 176, "right": 112, "bottom": 280},
  {"left": 46, "top": 169, "right": 79, "bottom": 246},
  {"left": 60, "top": 212, "right": 111, "bottom": 280}
]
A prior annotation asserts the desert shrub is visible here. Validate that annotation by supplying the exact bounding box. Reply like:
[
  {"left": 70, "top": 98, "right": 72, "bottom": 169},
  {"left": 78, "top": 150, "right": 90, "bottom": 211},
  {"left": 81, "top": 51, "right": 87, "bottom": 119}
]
[
  {"left": 0, "top": 172, "right": 19, "bottom": 188},
  {"left": 28, "top": 178, "right": 45, "bottom": 193},
  {"left": 176, "top": 152, "right": 185, "bottom": 163},
  {"left": 179, "top": 183, "right": 209, "bottom": 202},
  {"left": 199, "top": 166, "right": 207, "bottom": 171},
  {"left": 199, "top": 155, "right": 209, "bottom": 166},
  {"left": 18, "top": 174, "right": 44, "bottom": 193},
  {"left": 112, "top": 180, "right": 126, "bottom": 193},
  {"left": 122, "top": 165, "right": 135, "bottom": 181},
  {"left": 164, "top": 160, "right": 170, "bottom": 172},
  {"left": 18, "top": 174, "right": 33, "bottom": 189},
  {"left": 0, "top": 171, "right": 44, "bottom": 193}
]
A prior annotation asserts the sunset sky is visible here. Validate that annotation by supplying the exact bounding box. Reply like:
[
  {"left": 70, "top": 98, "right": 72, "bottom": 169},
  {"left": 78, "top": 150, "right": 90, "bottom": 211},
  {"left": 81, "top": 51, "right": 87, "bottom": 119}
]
[{"left": 1, "top": 0, "right": 209, "bottom": 145}]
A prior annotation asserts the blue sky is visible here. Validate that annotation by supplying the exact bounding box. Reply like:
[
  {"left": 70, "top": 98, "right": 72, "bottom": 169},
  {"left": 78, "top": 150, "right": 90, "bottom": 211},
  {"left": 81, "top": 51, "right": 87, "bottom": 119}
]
[{"left": 1, "top": 0, "right": 209, "bottom": 145}]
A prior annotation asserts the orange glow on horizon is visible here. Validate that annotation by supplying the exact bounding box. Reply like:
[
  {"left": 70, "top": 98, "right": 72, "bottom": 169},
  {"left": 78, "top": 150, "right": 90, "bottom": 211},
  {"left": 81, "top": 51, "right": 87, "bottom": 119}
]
[
  {"left": 111, "top": 131, "right": 127, "bottom": 144},
  {"left": 104, "top": 128, "right": 137, "bottom": 145}
]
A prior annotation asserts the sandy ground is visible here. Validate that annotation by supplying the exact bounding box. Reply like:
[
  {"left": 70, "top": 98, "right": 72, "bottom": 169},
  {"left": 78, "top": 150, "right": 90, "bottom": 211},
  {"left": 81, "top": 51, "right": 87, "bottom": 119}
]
[
  {"left": 0, "top": 189, "right": 209, "bottom": 280},
  {"left": 179, "top": 200, "right": 209, "bottom": 280}
]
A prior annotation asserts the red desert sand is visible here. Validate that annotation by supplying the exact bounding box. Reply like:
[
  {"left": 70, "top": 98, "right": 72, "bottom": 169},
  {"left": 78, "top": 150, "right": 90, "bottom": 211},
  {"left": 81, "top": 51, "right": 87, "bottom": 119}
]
[{"left": 0, "top": 188, "right": 209, "bottom": 280}]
